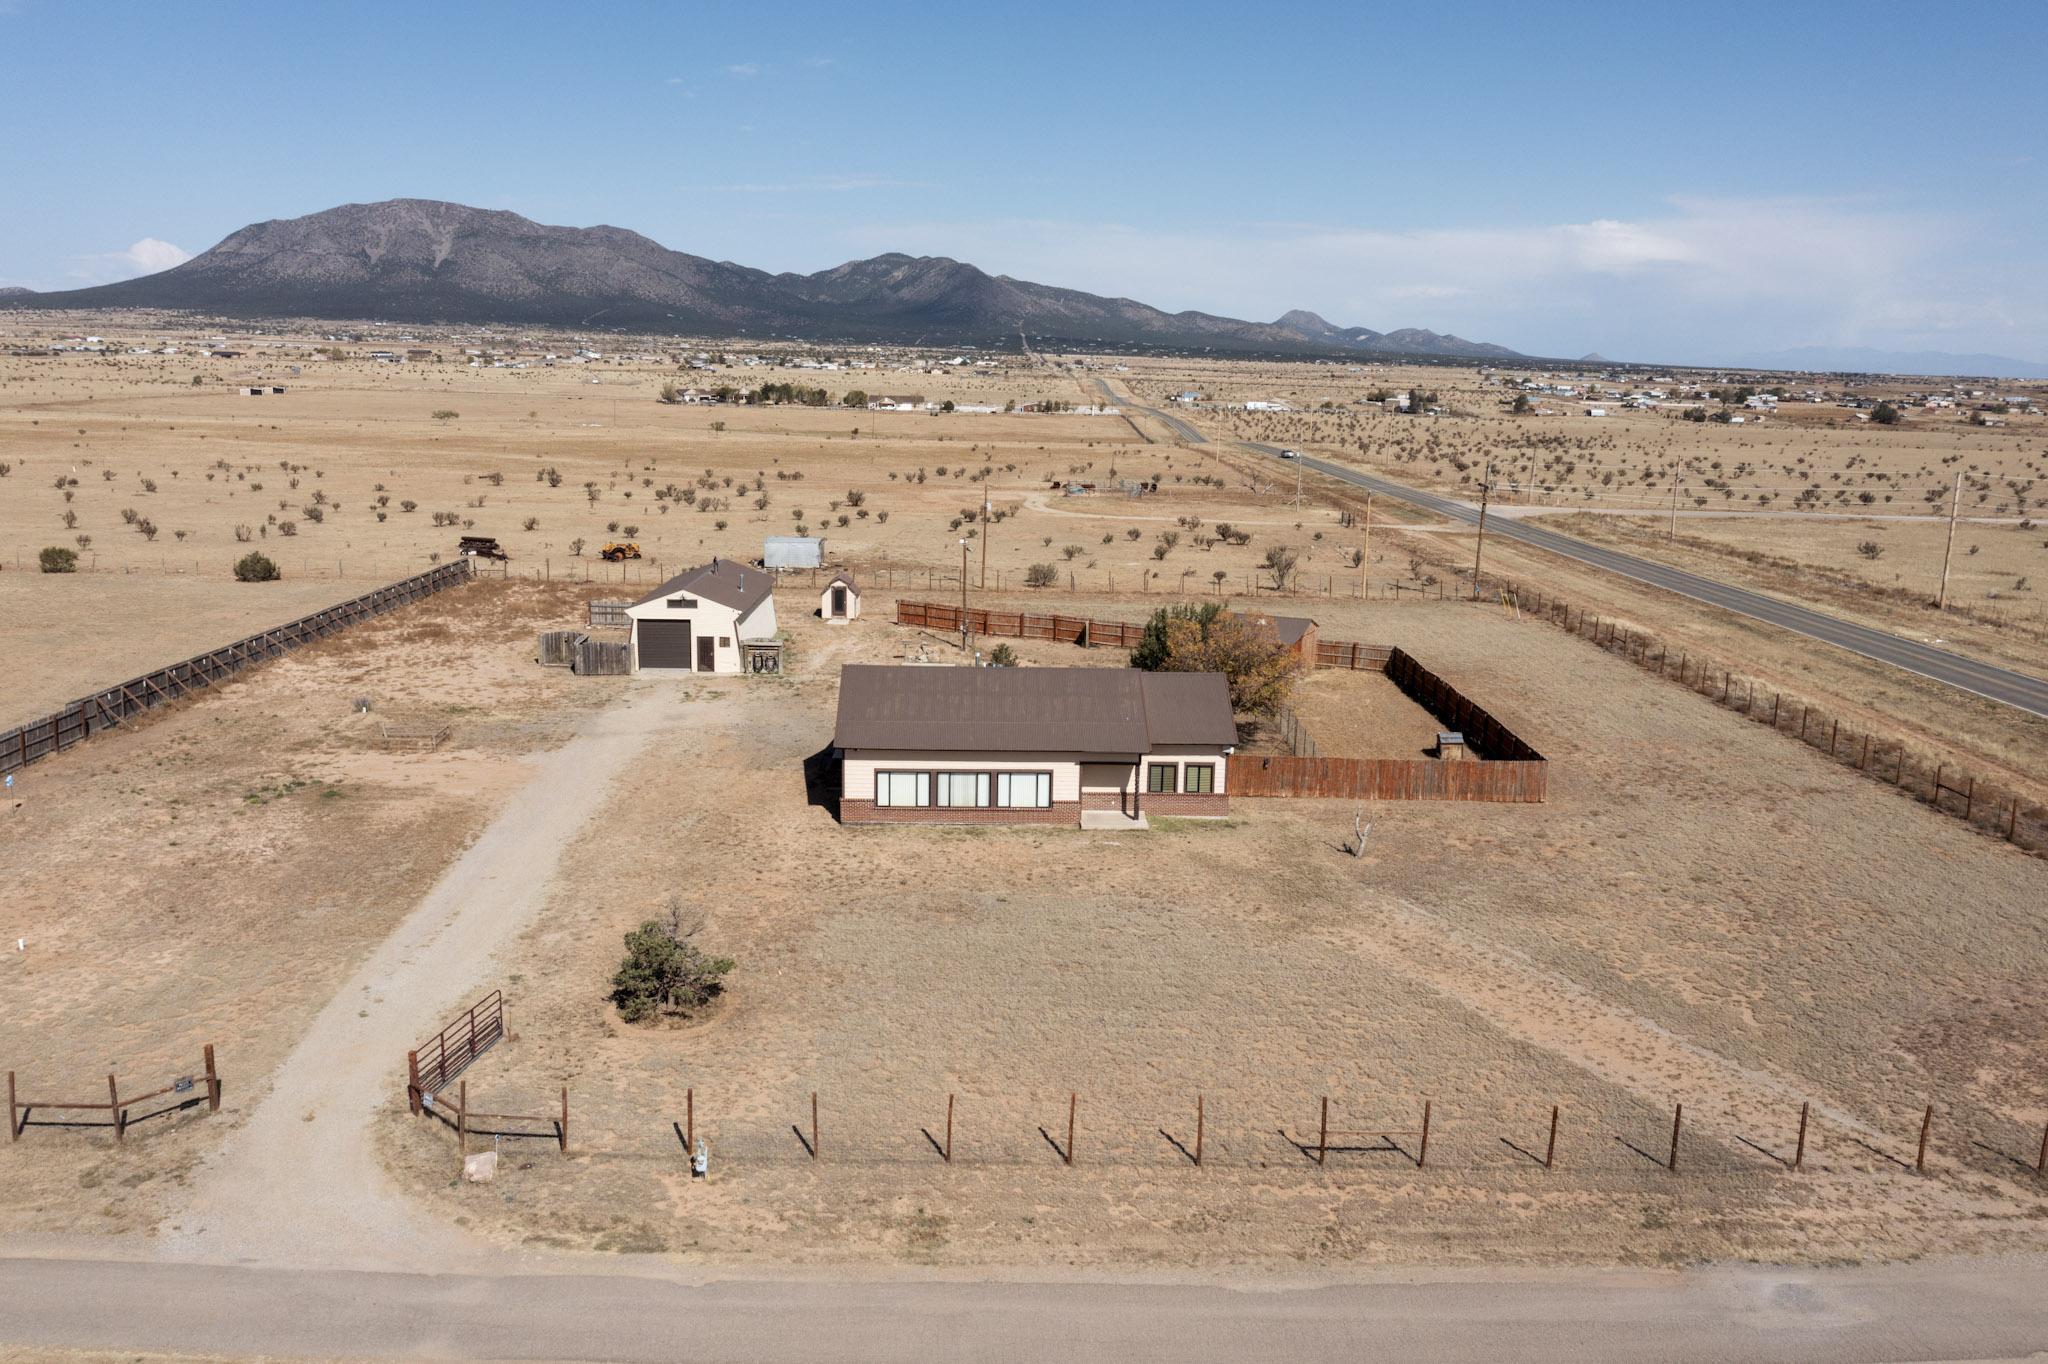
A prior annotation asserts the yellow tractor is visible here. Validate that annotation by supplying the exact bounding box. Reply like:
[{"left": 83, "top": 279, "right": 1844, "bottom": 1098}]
[{"left": 598, "top": 541, "right": 642, "bottom": 562}]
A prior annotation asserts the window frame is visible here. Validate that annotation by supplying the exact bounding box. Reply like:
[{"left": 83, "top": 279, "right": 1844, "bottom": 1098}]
[
  {"left": 1146, "top": 762, "right": 1178, "bottom": 794},
  {"left": 995, "top": 770, "right": 1054, "bottom": 809},
  {"left": 875, "top": 770, "right": 931, "bottom": 808},
  {"left": 1182, "top": 763, "right": 1215, "bottom": 794},
  {"left": 936, "top": 771, "right": 993, "bottom": 809}
]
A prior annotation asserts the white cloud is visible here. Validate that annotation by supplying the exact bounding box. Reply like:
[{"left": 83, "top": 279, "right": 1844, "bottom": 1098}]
[
  {"left": 723, "top": 62, "right": 762, "bottom": 78},
  {"left": 64, "top": 236, "right": 191, "bottom": 286},
  {"left": 829, "top": 199, "right": 2045, "bottom": 362}
]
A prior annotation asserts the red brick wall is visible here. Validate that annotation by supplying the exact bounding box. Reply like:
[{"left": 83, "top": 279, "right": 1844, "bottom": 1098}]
[
  {"left": 1081, "top": 789, "right": 1129, "bottom": 812},
  {"left": 1142, "top": 791, "right": 1230, "bottom": 817},
  {"left": 841, "top": 799, "right": 1081, "bottom": 826}
]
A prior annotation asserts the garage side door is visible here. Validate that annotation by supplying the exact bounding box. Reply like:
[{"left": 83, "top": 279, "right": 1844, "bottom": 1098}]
[{"left": 638, "top": 619, "right": 693, "bottom": 669}]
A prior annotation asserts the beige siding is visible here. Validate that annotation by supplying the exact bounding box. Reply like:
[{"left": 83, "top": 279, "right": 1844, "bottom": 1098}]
[{"left": 842, "top": 750, "right": 1098, "bottom": 802}]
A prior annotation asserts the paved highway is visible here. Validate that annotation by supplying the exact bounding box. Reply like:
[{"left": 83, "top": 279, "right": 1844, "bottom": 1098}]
[
  {"left": 1106, "top": 381, "right": 2048, "bottom": 717},
  {"left": 5, "top": 1253, "right": 2048, "bottom": 1362}
]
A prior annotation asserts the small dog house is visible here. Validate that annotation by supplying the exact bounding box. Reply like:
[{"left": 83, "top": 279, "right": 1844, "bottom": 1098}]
[{"left": 820, "top": 570, "right": 861, "bottom": 624}]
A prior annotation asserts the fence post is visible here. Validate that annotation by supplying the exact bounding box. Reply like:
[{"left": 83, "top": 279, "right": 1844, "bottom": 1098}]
[
  {"left": 687, "top": 1088, "right": 694, "bottom": 1152},
  {"left": 1417, "top": 1100, "right": 1432, "bottom": 1169},
  {"left": 1318, "top": 1095, "right": 1329, "bottom": 1166},
  {"left": 205, "top": 1043, "right": 220, "bottom": 1113},
  {"left": 1194, "top": 1093, "right": 1204, "bottom": 1168},
  {"left": 1545, "top": 1105, "right": 1558, "bottom": 1169},
  {"left": 560, "top": 1087, "right": 569, "bottom": 1154},
  {"left": 457, "top": 1080, "right": 467, "bottom": 1163},
  {"left": 1668, "top": 1102, "right": 1682, "bottom": 1172},
  {"left": 7, "top": 1071, "right": 15, "bottom": 1142},
  {"left": 811, "top": 1091, "right": 819, "bottom": 1161},
  {"left": 1916, "top": 1104, "right": 1932, "bottom": 1173},
  {"left": 945, "top": 1093, "right": 954, "bottom": 1164},
  {"left": 1066, "top": 1092, "right": 1076, "bottom": 1166},
  {"left": 407, "top": 1050, "right": 421, "bottom": 1116},
  {"left": 110, "top": 1074, "right": 123, "bottom": 1143},
  {"left": 1794, "top": 1101, "right": 1809, "bottom": 1170},
  {"left": 2037, "top": 1120, "right": 2047, "bottom": 1177},
  {"left": 1964, "top": 778, "right": 1975, "bottom": 822}
]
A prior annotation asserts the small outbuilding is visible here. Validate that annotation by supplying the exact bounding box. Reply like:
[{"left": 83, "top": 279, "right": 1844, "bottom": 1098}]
[
  {"left": 762, "top": 536, "right": 824, "bottom": 570},
  {"left": 625, "top": 558, "right": 779, "bottom": 675},
  {"left": 1243, "top": 611, "right": 1319, "bottom": 660},
  {"left": 820, "top": 570, "right": 861, "bottom": 623}
]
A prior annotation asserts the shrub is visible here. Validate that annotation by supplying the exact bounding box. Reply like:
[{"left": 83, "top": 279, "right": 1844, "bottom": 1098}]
[
  {"left": 431, "top": 409, "right": 459, "bottom": 422},
  {"left": 611, "top": 903, "right": 733, "bottom": 1024},
  {"left": 1024, "top": 562, "right": 1059, "bottom": 588},
  {"left": 1871, "top": 401, "right": 1901, "bottom": 426},
  {"left": 988, "top": 643, "right": 1019, "bottom": 667},
  {"left": 234, "top": 551, "right": 280, "bottom": 582},
  {"left": 38, "top": 546, "right": 78, "bottom": 573},
  {"left": 1856, "top": 540, "right": 1884, "bottom": 560}
]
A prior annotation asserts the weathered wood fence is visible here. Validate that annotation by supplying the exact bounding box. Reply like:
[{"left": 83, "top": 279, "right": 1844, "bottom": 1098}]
[
  {"left": 0, "top": 560, "right": 474, "bottom": 777},
  {"left": 536, "top": 631, "right": 631, "bottom": 674},
  {"left": 588, "top": 599, "right": 631, "bottom": 628}
]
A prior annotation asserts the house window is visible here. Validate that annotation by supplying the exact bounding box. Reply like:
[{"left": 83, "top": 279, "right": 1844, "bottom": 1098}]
[
  {"left": 667, "top": 596, "right": 698, "bottom": 609},
  {"left": 936, "top": 772, "right": 991, "bottom": 808},
  {"left": 1183, "top": 764, "right": 1215, "bottom": 794},
  {"left": 718, "top": 637, "right": 731, "bottom": 647},
  {"left": 995, "top": 771, "right": 1052, "bottom": 809},
  {"left": 1146, "top": 763, "right": 1178, "bottom": 794},
  {"left": 876, "top": 771, "right": 929, "bottom": 808}
]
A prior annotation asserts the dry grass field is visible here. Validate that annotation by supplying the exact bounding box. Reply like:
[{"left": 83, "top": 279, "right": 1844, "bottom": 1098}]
[
  {"left": 367, "top": 591, "right": 2048, "bottom": 1270},
  {"left": 3, "top": 314, "right": 2045, "bottom": 1277}
]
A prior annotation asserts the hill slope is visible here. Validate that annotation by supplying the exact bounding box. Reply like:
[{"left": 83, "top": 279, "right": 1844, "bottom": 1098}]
[{"left": 3, "top": 199, "right": 1524, "bottom": 358}]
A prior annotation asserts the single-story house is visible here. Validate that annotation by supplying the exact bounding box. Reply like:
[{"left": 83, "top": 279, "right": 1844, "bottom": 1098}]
[
  {"left": 820, "top": 570, "right": 860, "bottom": 623},
  {"left": 625, "top": 558, "right": 778, "bottom": 675},
  {"left": 1243, "top": 611, "right": 1318, "bottom": 659},
  {"left": 834, "top": 665, "right": 1235, "bottom": 826}
]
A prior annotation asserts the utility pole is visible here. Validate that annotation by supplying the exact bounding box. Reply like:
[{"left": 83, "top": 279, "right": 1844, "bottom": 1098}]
[
  {"left": 979, "top": 496, "right": 990, "bottom": 589},
  {"left": 958, "top": 538, "right": 973, "bottom": 652},
  {"left": 1471, "top": 462, "right": 1492, "bottom": 600},
  {"left": 1668, "top": 469, "right": 1681, "bottom": 542},
  {"left": 1361, "top": 492, "right": 1373, "bottom": 597},
  {"left": 1937, "top": 471, "right": 1962, "bottom": 610}
]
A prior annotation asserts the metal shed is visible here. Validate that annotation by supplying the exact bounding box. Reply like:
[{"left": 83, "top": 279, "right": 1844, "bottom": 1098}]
[{"left": 762, "top": 536, "right": 824, "bottom": 570}]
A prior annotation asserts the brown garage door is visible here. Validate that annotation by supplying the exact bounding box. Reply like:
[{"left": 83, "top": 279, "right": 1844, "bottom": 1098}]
[{"left": 638, "top": 619, "right": 693, "bottom": 669}]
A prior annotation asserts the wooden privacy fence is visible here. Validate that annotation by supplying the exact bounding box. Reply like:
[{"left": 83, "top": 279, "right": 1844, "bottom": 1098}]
[
  {"left": 407, "top": 991, "right": 504, "bottom": 1114},
  {"left": 0, "top": 560, "right": 474, "bottom": 777},
  {"left": 897, "top": 599, "right": 1390, "bottom": 665},
  {"left": 10, "top": 1045, "right": 220, "bottom": 1141},
  {"left": 1233, "top": 754, "right": 1549, "bottom": 802},
  {"left": 536, "top": 631, "right": 631, "bottom": 675},
  {"left": 1498, "top": 577, "right": 2047, "bottom": 854},
  {"left": 588, "top": 599, "right": 630, "bottom": 628}
]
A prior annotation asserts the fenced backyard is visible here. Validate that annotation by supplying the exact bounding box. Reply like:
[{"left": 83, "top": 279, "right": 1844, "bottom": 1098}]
[
  {"left": 0, "top": 559, "right": 475, "bottom": 777},
  {"left": 893, "top": 599, "right": 1548, "bottom": 803}
]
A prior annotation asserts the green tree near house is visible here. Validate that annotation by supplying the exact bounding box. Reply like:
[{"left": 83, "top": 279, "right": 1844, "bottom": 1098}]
[{"left": 611, "top": 901, "right": 734, "bottom": 1024}]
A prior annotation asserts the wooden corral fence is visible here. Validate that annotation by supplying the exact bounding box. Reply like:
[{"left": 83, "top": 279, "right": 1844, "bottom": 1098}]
[
  {"left": 406, "top": 991, "right": 503, "bottom": 1115},
  {"left": 10, "top": 1045, "right": 220, "bottom": 1142},
  {"left": 588, "top": 599, "right": 630, "bottom": 628},
  {"left": 0, "top": 560, "right": 474, "bottom": 778},
  {"left": 1232, "top": 754, "right": 1549, "bottom": 802},
  {"left": 378, "top": 718, "right": 451, "bottom": 751}
]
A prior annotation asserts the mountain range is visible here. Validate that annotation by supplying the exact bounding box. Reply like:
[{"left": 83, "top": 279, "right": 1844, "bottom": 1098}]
[
  {"left": 0, "top": 199, "right": 1523, "bottom": 359},
  {"left": 1725, "top": 345, "right": 2048, "bottom": 381}
]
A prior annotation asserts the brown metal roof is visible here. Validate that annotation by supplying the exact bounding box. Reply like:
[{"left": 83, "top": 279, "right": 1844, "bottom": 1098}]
[
  {"left": 631, "top": 558, "right": 774, "bottom": 615},
  {"left": 834, "top": 665, "right": 1233, "bottom": 754},
  {"left": 1244, "top": 612, "right": 1314, "bottom": 648}
]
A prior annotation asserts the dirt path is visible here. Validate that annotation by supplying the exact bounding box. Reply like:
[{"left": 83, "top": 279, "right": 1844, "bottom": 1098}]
[{"left": 160, "top": 685, "right": 692, "bottom": 1270}]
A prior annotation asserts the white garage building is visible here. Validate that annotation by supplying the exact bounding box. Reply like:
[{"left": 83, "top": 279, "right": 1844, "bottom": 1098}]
[{"left": 625, "top": 559, "right": 778, "bottom": 675}]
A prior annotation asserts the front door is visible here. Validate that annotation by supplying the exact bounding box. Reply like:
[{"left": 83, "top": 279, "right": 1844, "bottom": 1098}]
[
  {"left": 695, "top": 635, "right": 717, "bottom": 672},
  {"left": 831, "top": 586, "right": 847, "bottom": 617}
]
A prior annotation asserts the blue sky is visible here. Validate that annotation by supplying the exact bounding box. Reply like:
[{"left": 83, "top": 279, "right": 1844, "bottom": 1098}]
[{"left": 3, "top": 0, "right": 2043, "bottom": 364}]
